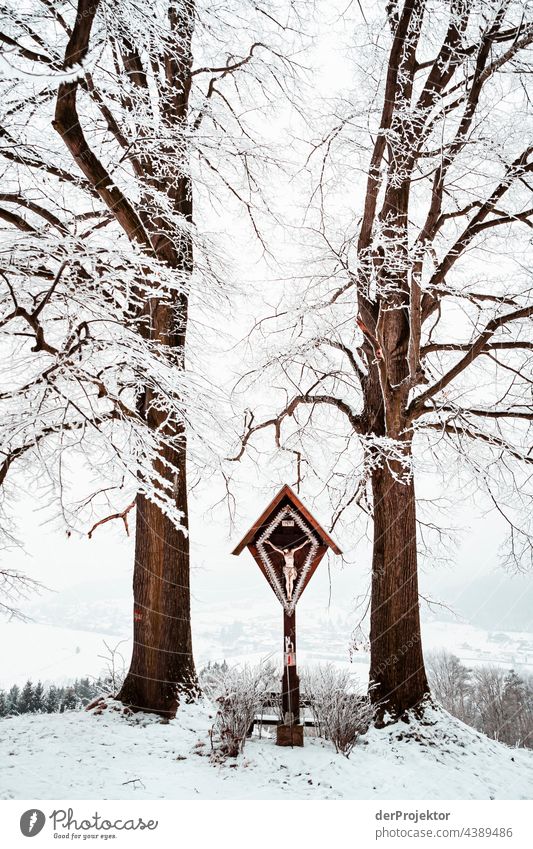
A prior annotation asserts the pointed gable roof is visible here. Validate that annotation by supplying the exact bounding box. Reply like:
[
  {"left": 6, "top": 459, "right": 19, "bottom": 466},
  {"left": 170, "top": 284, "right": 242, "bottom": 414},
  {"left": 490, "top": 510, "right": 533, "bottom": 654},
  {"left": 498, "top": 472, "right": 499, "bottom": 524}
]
[{"left": 232, "top": 483, "right": 342, "bottom": 555}]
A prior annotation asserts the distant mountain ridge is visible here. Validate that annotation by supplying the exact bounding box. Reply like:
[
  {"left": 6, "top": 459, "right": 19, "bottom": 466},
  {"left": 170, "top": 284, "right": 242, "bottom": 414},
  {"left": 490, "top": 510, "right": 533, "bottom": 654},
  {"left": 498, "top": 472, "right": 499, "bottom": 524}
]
[{"left": 423, "top": 572, "right": 533, "bottom": 632}]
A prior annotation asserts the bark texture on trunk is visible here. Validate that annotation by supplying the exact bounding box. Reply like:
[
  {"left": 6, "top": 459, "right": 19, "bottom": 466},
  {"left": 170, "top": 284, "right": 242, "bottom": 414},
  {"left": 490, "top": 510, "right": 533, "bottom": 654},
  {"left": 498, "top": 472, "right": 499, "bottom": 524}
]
[
  {"left": 117, "top": 444, "right": 196, "bottom": 715},
  {"left": 117, "top": 214, "right": 196, "bottom": 714},
  {"left": 369, "top": 456, "right": 429, "bottom": 718},
  {"left": 361, "top": 311, "right": 429, "bottom": 718}
]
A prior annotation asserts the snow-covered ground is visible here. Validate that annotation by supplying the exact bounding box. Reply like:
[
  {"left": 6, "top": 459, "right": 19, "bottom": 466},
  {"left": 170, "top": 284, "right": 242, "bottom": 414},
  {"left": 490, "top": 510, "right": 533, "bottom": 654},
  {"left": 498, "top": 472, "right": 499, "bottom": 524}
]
[
  {"left": 3, "top": 599, "right": 532, "bottom": 802},
  {"left": 1, "top": 701, "right": 532, "bottom": 800}
]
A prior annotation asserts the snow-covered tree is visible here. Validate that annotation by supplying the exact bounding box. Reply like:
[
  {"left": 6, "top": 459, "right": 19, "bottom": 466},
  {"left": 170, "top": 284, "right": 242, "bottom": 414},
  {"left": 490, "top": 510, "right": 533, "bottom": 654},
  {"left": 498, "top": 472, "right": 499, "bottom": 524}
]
[
  {"left": 426, "top": 650, "right": 474, "bottom": 724},
  {"left": 17, "top": 680, "right": 34, "bottom": 714},
  {"left": 501, "top": 668, "right": 533, "bottom": 747},
  {"left": 231, "top": 0, "right": 533, "bottom": 719},
  {"left": 30, "top": 680, "right": 45, "bottom": 713},
  {"left": 60, "top": 687, "right": 78, "bottom": 712},
  {"left": 0, "top": 0, "right": 299, "bottom": 714},
  {"left": 6, "top": 684, "right": 20, "bottom": 715},
  {"left": 45, "top": 685, "right": 60, "bottom": 714}
]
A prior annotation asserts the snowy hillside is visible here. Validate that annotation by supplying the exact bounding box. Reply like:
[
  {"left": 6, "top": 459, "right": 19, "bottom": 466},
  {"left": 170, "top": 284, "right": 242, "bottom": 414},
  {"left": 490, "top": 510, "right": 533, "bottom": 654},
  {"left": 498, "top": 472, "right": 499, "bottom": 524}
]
[{"left": 1, "top": 702, "right": 532, "bottom": 801}]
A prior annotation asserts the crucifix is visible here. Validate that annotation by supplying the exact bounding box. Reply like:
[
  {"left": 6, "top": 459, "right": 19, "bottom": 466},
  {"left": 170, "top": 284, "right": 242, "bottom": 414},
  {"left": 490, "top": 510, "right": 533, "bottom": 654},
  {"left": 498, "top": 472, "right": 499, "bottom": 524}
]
[
  {"left": 232, "top": 484, "right": 342, "bottom": 746},
  {"left": 264, "top": 539, "right": 308, "bottom": 601}
]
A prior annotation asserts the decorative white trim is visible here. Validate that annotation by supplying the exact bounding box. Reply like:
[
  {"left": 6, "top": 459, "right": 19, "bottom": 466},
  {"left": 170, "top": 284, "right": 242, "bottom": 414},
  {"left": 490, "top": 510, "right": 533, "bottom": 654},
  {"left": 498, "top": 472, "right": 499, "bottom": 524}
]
[{"left": 256, "top": 505, "right": 319, "bottom": 614}]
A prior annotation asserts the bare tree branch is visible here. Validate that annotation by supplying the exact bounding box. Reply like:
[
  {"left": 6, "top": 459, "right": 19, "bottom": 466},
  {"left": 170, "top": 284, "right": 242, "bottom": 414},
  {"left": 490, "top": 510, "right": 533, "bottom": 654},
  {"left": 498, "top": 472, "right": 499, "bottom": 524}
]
[{"left": 410, "top": 306, "right": 533, "bottom": 417}]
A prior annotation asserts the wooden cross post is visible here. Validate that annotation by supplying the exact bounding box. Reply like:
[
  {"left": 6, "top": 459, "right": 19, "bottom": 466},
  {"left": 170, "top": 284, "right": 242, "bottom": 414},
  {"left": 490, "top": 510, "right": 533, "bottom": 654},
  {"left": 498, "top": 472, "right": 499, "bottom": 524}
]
[
  {"left": 283, "top": 609, "right": 299, "bottom": 724},
  {"left": 232, "top": 484, "right": 341, "bottom": 748}
]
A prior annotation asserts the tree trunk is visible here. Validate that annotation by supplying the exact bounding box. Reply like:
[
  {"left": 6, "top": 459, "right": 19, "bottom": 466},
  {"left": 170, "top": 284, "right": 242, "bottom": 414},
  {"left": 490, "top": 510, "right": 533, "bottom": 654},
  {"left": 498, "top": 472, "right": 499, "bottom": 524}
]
[
  {"left": 369, "top": 453, "right": 429, "bottom": 718},
  {"left": 117, "top": 186, "right": 196, "bottom": 715},
  {"left": 117, "top": 442, "right": 196, "bottom": 716}
]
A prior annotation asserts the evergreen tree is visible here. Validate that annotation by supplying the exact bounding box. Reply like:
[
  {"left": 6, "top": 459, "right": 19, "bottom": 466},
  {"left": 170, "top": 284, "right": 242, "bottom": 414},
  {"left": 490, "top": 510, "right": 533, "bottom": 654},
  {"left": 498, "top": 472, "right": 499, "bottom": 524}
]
[
  {"left": 61, "top": 688, "right": 78, "bottom": 712},
  {"left": 45, "top": 686, "right": 60, "bottom": 714},
  {"left": 74, "top": 677, "right": 98, "bottom": 704},
  {"left": 0, "top": 690, "right": 8, "bottom": 718},
  {"left": 7, "top": 685, "right": 20, "bottom": 715},
  {"left": 30, "top": 681, "right": 45, "bottom": 714},
  {"left": 502, "top": 669, "right": 530, "bottom": 746},
  {"left": 76, "top": 678, "right": 92, "bottom": 704},
  {"left": 17, "top": 680, "right": 34, "bottom": 714},
  {"left": 503, "top": 669, "right": 526, "bottom": 706}
]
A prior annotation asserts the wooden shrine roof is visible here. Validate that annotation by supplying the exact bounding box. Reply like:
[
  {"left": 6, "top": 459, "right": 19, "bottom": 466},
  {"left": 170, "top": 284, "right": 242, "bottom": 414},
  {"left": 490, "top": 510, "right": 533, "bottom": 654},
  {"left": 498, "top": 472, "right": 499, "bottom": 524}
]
[{"left": 231, "top": 483, "right": 342, "bottom": 556}]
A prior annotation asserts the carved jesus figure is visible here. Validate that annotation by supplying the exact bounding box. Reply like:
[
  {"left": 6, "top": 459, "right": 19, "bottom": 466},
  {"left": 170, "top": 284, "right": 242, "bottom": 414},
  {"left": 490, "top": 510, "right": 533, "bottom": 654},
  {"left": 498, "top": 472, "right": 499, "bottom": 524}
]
[{"left": 265, "top": 537, "right": 308, "bottom": 601}]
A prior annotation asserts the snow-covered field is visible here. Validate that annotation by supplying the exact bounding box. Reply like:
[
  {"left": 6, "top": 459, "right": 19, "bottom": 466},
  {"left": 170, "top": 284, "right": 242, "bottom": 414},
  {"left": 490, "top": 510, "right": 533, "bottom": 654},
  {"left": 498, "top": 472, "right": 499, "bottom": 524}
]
[
  {"left": 1, "top": 701, "right": 532, "bottom": 801},
  {"left": 2, "top": 614, "right": 533, "bottom": 690},
  {"left": 0, "top": 622, "right": 122, "bottom": 688}
]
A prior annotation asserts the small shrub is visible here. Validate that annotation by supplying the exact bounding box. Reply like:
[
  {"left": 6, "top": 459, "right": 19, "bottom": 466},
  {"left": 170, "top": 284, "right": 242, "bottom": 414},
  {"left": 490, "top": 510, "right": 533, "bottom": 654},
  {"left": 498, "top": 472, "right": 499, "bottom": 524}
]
[
  {"left": 201, "top": 662, "right": 277, "bottom": 757},
  {"left": 302, "top": 664, "right": 375, "bottom": 756}
]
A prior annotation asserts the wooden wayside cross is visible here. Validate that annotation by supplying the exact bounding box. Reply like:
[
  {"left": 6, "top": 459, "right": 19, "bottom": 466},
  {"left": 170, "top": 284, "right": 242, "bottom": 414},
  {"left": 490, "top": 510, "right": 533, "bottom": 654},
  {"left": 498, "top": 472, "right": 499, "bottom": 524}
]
[{"left": 232, "top": 484, "right": 342, "bottom": 747}]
